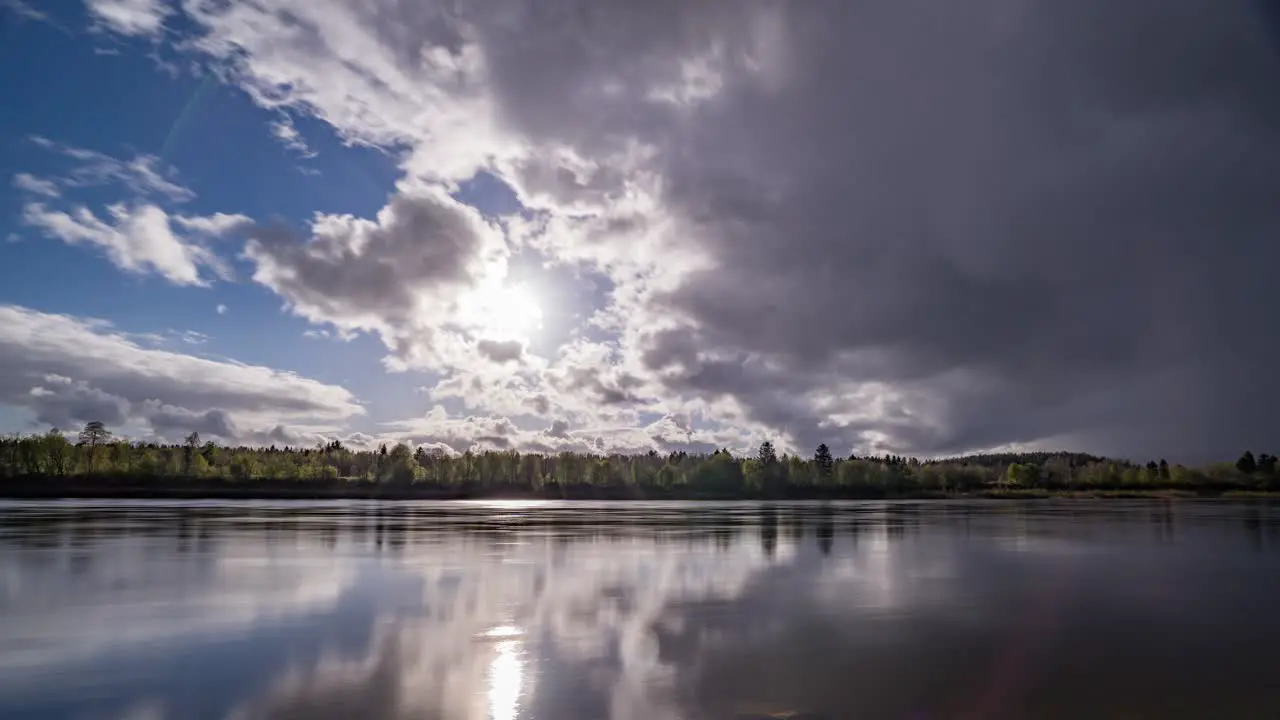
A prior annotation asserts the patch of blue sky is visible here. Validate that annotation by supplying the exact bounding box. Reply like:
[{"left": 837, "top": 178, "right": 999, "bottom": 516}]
[{"left": 0, "top": 6, "right": 435, "bottom": 435}]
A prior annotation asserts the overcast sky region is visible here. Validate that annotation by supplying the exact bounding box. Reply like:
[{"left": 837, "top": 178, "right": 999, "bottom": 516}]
[{"left": 1, "top": 0, "right": 1278, "bottom": 463}]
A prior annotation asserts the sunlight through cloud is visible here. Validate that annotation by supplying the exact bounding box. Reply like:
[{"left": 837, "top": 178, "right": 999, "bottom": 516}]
[{"left": 459, "top": 281, "right": 543, "bottom": 343}]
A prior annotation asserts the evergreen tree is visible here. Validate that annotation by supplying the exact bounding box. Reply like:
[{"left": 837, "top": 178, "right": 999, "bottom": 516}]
[
  {"left": 1257, "top": 453, "right": 1277, "bottom": 474},
  {"left": 757, "top": 440, "right": 778, "bottom": 466},
  {"left": 814, "top": 443, "right": 834, "bottom": 478},
  {"left": 1237, "top": 451, "right": 1257, "bottom": 474}
]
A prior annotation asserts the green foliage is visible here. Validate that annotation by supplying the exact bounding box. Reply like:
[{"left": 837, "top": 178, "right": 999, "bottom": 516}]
[
  {"left": 0, "top": 424, "right": 1277, "bottom": 498},
  {"left": 1005, "top": 462, "right": 1037, "bottom": 486}
]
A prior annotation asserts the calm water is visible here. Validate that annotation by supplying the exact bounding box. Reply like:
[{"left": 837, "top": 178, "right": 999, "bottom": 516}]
[{"left": 1, "top": 500, "right": 1279, "bottom": 719}]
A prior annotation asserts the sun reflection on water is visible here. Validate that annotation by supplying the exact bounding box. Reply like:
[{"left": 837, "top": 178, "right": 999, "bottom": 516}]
[{"left": 485, "top": 629, "right": 524, "bottom": 720}]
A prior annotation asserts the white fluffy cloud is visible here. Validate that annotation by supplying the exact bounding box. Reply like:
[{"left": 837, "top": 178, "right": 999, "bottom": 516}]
[
  {"left": 14, "top": 137, "right": 252, "bottom": 286},
  {"left": 22, "top": 202, "right": 245, "bottom": 286},
  {"left": 0, "top": 304, "right": 363, "bottom": 439}
]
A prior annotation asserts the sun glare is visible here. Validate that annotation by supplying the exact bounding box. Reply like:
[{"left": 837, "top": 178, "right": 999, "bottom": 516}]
[
  {"left": 461, "top": 282, "right": 544, "bottom": 341},
  {"left": 487, "top": 638, "right": 524, "bottom": 720}
]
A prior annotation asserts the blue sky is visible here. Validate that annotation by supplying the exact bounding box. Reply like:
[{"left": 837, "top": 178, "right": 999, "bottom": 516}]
[
  {"left": 1, "top": 3, "right": 420, "bottom": 435},
  {"left": 2, "top": 0, "right": 1275, "bottom": 462}
]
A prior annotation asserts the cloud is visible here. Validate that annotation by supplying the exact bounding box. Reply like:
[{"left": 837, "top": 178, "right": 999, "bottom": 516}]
[
  {"left": 0, "top": 0, "right": 48, "bottom": 23},
  {"left": 21, "top": 202, "right": 240, "bottom": 286},
  {"left": 243, "top": 188, "right": 507, "bottom": 364},
  {"left": 85, "top": 0, "right": 170, "bottom": 37},
  {"left": 599, "top": 0, "right": 1280, "bottom": 461},
  {"left": 269, "top": 117, "right": 317, "bottom": 158},
  {"left": 216, "top": 304, "right": 228, "bottom": 315},
  {"left": 150, "top": 0, "right": 1280, "bottom": 462},
  {"left": 11, "top": 173, "right": 59, "bottom": 198},
  {"left": 179, "top": 0, "right": 501, "bottom": 179},
  {"left": 0, "top": 304, "right": 363, "bottom": 438},
  {"left": 476, "top": 338, "right": 523, "bottom": 364},
  {"left": 142, "top": 402, "right": 239, "bottom": 439},
  {"left": 173, "top": 212, "right": 252, "bottom": 235},
  {"left": 28, "top": 137, "right": 193, "bottom": 201},
  {"left": 382, "top": 403, "right": 737, "bottom": 456},
  {"left": 545, "top": 419, "right": 571, "bottom": 438},
  {"left": 383, "top": 406, "right": 526, "bottom": 454},
  {"left": 26, "top": 375, "right": 130, "bottom": 429}
]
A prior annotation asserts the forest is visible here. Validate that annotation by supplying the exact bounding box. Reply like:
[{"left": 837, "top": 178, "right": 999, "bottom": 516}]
[{"left": 0, "top": 422, "right": 1277, "bottom": 499}]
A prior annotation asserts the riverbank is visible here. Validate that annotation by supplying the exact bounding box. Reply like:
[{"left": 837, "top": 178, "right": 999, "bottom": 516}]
[{"left": 0, "top": 477, "right": 1273, "bottom": 501}]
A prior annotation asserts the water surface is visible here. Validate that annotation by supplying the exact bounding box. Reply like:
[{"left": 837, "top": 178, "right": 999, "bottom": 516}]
[{"left": 1, "top": 500, "right": 1278, "bottom": 719}]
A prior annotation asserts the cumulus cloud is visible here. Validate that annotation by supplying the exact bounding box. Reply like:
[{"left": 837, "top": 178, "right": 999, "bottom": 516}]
[
  {"left": 545, "top": 419, "right": 570, "bottom": 438},
  {"left": 244, "top": 188, "right": 507, "bottom": 364},
  {"left": 85, "top": 0, "right": 170, "bottom": 37},
  {"left": 102, "top": 0, "right": 1280, "bottom": 462},
  {"left": 0, "top": 304, "right": 362, "bottom": 439},
  {"left": 384, "top": 406, "right": 525, "bottom": 454},
  {"left": 22, "top": 202, "right": 240, "bottom": 286},
  {"left": 381, "top": 403, "right": 737, "bottom": 456}
]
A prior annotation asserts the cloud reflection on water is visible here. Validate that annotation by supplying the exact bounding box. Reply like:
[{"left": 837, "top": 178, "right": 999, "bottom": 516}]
[{"left": 0, "top": 501, "right": 1278, "bottom": 719}]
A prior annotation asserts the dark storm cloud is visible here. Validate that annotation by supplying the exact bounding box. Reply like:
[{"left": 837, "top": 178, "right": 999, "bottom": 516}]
[{"left": 469, "top": 0, "right": 1280, "bottom": 461}]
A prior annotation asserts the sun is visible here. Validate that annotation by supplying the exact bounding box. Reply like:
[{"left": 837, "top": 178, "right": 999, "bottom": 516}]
[{"left": 460, "top": 281, "right": 544, "bottom": 341}]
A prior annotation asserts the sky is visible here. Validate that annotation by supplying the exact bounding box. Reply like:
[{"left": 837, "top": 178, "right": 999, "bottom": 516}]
[{"left": 1, "top": 0, "right": 1278, "bottom": 463}]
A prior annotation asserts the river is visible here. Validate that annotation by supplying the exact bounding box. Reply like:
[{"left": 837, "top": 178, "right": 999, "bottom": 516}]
[{"left": 1, "top": 500, "right": 1278, "bottom": 719}]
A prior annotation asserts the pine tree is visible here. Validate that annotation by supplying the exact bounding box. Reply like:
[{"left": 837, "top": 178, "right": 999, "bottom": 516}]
[
  {"left": 757, "top": 441, "right": 778, "bottom": 466},
  {"left": 1236, "top": 451, "right": 1257, "bottom": 474},
  {"left": 814, "top": 443, "right": 834, "bottom": 478}
]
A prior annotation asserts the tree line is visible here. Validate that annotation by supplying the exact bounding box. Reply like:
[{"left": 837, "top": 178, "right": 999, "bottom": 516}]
[{"left": 0, "top": 423, "right": 1276, "bottom": 498}]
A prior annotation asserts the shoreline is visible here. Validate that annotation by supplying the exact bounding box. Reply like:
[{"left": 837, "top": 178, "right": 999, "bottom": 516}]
[{"left": 1, "top": 479, "right": 1275, "bottom": 502}]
